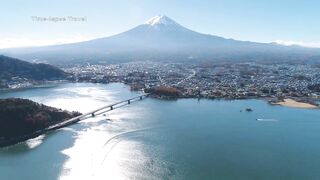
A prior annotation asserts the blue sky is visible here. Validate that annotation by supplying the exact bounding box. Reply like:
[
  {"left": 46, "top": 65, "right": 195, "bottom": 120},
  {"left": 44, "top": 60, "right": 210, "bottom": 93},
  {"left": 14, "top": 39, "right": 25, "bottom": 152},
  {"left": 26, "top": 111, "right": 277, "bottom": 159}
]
[{"left": 1, "top": 0, "right": 320, "bottom": 48}]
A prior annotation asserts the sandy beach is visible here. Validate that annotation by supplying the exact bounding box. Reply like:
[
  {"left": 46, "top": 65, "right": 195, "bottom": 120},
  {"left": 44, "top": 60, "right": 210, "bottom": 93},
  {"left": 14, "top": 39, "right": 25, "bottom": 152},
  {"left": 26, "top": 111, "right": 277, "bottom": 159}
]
[{"left": 272, "top": 99, "right": 318, "bottom": 109}]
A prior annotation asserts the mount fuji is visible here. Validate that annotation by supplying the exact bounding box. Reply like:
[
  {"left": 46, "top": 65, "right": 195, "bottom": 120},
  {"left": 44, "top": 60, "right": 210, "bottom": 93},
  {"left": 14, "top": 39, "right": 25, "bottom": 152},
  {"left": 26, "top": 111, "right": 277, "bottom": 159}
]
[{"left": 2, "top": 15, "right": 320, "bottom": 64}]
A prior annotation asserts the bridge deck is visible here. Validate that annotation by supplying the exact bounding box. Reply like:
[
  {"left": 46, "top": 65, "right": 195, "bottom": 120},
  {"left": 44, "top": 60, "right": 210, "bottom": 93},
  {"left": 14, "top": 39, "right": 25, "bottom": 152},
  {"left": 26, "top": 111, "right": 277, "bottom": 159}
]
[{"left": 46, "top": 93, "right": 149, "bottom": 131}]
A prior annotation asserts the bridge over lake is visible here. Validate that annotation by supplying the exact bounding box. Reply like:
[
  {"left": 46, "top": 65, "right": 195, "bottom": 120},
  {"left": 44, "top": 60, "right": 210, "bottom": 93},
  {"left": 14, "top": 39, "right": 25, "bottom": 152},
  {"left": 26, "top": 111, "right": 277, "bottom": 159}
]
[{"left": 0, "top": 93, "right": 149, "bottom": 147}]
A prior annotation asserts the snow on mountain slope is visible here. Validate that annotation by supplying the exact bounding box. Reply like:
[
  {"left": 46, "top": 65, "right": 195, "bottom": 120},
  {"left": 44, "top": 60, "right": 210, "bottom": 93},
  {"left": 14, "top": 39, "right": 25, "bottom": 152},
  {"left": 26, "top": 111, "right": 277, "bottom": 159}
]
[{"left": 144, "top": 15, "right": 181, "bottom": 26}]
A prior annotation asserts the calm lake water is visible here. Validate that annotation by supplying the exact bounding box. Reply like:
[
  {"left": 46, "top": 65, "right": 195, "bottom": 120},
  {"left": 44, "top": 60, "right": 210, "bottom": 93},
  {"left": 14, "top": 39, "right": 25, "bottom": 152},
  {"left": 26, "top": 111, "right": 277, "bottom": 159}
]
[{"left": 0, "top": 83, "right": 320, "bottom": 180}]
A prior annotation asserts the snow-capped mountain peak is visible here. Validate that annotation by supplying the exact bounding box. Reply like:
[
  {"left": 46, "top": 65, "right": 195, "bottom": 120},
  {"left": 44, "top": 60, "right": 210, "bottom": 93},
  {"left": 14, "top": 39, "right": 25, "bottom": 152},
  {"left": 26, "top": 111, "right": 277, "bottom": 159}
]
[
  {"left": 3, "top": 15, "right": 319, "bottom": 64},
  {"left": 144, "top": 15, "right": 179, "bottom": 26}
]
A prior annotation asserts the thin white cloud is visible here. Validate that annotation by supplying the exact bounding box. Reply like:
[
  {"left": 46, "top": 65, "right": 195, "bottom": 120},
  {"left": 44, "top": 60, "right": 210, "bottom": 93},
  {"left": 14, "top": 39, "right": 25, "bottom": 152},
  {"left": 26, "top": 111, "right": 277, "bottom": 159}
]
[
  {"left": 274, "top": 40, "right": 320, "bottom": 48},
  {"left": 0, "top": 34, "right": 99, "bottom": 49}
]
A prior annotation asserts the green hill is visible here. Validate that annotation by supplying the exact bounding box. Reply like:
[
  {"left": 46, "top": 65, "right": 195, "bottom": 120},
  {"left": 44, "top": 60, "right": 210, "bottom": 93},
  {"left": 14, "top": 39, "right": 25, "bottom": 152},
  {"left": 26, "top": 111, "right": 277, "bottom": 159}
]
[{"left": 0, "top": 55, "right": 68, "bottom": 81}]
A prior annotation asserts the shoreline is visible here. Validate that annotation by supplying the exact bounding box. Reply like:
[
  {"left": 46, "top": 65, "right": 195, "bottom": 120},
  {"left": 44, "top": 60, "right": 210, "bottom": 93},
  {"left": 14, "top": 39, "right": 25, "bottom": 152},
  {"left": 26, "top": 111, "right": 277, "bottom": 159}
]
[
  {"left": 149, "top": 94, "right": 319, "bottom": 109},
  {"left": 0, "top": 80, "right": 68, "bottom": 92},
  {"left": 1, "top": 81, "right": 319, "bottom": 110}
]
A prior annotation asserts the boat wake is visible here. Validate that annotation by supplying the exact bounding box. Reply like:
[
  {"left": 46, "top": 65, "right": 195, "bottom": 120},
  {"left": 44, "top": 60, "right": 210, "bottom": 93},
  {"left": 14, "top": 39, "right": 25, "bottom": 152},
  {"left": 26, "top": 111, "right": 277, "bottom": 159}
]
[
  {"left": 100, "top": 127, "right": 158, "bottom": 165},
  {"left": 256, "top": 118, "right": 278, "bottom": 122}
]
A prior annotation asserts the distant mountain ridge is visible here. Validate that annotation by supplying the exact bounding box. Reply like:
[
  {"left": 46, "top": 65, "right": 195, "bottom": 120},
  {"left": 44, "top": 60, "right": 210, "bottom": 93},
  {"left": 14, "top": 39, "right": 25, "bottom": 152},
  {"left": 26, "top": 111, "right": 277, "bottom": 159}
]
[
  {"left": 1, "top": 15, "right": 320, "bottom": 64},
  {"left": 0, "top": 55, "right": 68, "bottom": 81}
]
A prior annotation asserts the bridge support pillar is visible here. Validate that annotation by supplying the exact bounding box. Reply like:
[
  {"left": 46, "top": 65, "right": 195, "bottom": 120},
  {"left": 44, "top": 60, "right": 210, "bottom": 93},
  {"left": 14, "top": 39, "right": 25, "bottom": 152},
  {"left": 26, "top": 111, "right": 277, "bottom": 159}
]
[
  {"left": 110, "top": 106, "right": 113, "bottom": 110},
  {"left": 91, "top": 113, "right": 95, "bottom": 117},
  {"left": 140, "top": 96, "right": 142, "bottom": 100},
  {"left": 128, "top": 100, "right": 131, "bottom": 104}
]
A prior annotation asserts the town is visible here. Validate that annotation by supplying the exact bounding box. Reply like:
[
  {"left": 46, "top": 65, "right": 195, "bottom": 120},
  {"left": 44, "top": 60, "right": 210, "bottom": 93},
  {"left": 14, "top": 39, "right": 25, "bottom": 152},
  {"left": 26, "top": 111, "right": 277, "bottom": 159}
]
[
  {"left": 64, "top": 61, "right": 320, "bottom": 105},
  {"left": 2, "top": 61, "right": 320, "bottom": 105}
]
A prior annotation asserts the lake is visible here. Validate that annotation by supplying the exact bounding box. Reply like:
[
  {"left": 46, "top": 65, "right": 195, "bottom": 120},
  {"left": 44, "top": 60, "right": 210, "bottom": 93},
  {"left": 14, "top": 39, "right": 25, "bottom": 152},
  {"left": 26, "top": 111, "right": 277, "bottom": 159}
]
[{"left": 0, "top": 83, "right": 320, "bottom": 180}]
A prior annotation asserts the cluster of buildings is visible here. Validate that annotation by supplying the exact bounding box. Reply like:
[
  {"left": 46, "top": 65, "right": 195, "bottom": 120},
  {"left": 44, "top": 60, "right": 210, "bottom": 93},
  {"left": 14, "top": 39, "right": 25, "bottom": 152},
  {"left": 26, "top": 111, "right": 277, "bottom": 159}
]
[
  {"left": 0, "top": 77, "right": 33, "bottom": 89},
  {"left": 65, "top": 61, "right": 320, "bottom": 103},
  {"left": 0, "top": 78, "right": 66, "bottom": 90}
]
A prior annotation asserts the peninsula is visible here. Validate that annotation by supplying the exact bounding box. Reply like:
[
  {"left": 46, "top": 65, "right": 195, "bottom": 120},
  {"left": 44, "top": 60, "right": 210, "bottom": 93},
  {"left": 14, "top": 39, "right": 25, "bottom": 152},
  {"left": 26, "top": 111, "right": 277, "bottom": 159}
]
[{"left": 0, "top": 98, "right": 81, "bottom": 147}]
